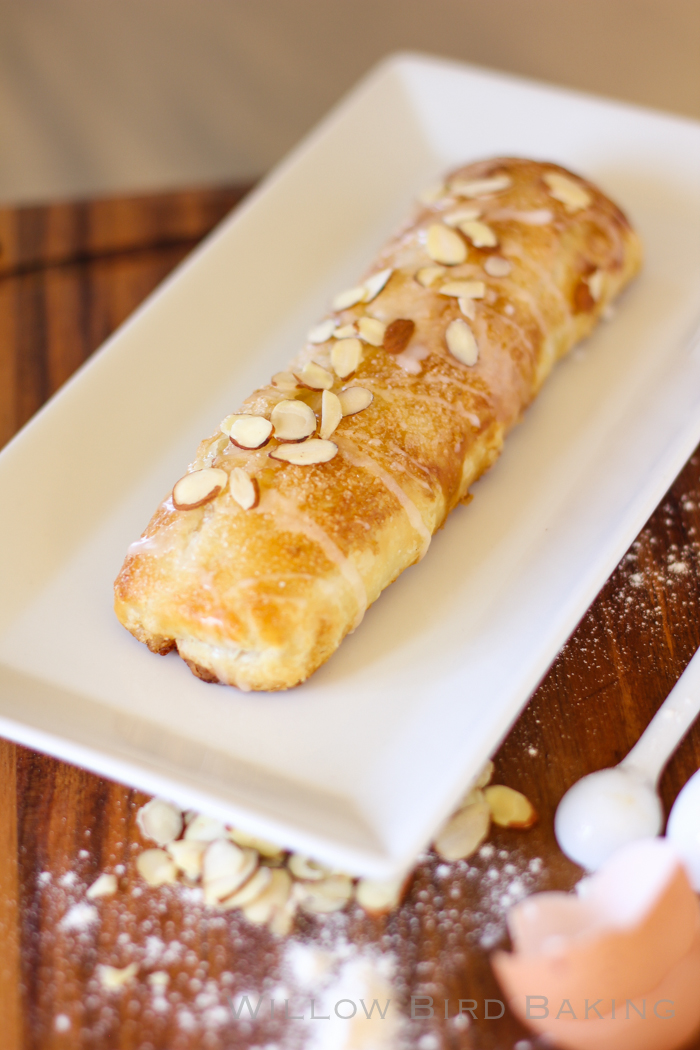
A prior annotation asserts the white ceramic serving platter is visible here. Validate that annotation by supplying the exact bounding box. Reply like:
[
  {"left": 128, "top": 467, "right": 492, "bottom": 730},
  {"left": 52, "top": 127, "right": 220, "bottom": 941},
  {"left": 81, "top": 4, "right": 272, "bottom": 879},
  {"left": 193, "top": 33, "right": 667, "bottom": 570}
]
[{"left": 1, "top": 54, "right": 700, "bottom": 879}]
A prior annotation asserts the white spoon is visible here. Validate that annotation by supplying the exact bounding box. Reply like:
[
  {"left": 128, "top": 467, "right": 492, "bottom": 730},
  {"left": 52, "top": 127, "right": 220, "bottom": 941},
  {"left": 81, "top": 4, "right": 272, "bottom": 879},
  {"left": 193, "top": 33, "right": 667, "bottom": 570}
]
[{"left": 555, "top": 645, "right": 700, "bottom": 871}]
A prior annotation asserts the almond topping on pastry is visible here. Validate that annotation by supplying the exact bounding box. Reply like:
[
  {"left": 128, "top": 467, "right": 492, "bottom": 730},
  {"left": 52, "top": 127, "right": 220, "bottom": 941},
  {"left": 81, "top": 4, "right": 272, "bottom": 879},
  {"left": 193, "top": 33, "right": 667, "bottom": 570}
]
[
  {"left": 229, "top": 467, "right": 259, "bottom": 510},
  {"left": 362, "top": 267, "right": 393, "bottom": 302},
  {"left": 416, "top": 265, "right": 446, "bottom": 287},
  {"left": 294, "top": 361, "right": 334, "bottom": 390},
  {"left": 270, "top": 371, "right": 300, "bottom": 391},
  {"left": 383, "top": 318, "right": 415, "bottom": 355},
  {"left": 418, "top": 181, "right": 445, "bottom": 204},
  {"left": 172, "top": 468, "right": 227, "bottom": 510},
  {"left": 334, "top": 323, "right": 358, "bottom": 338},
  {"left": 331, "top": 337, "right": 362, "bottom": 379},
  {"left": 229, "top": 416, "right": 273, "bottom": 450},
  {"left": 459, "top": 219, "right": 498, "bottom": 248},
  {"left": 484, "top": 785, "right": 538, "bottom": 828},
  {"left": 459, "top": 297, "right": 476, "bottom": 320},
  {"left": 450, "top": 173, "right": 512, "bottom": 198},
  {"left": 307, "top": 318, "right": 336, "bottom": 344},
  {"left": 588, "top": 269, "right": 604, "bottom": 301},
  {"left": 270, "top": 399, "right": 316, "bottom": 441},
  {"left": 320, "top": 390, "right": 343, "bottom": 439},
  {"left": 357, "top": 316, "right": 386, "bottom": 346},
  {"left": 446, "top": 319, "right": 479, "bottom": 366},
  {"left": 444, "top": 206, "right": 481, "bottom": 226},
  {"left": 270, "top": 438, "right": 338, "bottom": 466},
  {"left": 484, "top": 255, "right": 512, "bottom": 277},
  {"left": 426, "top": 223, "right": 467, "bottom": 265},
  {"left": 440, "top": 280, "right": 485, "bottom": 299},
  {"left": 332, "top": 285, "right": 366, "bottom": 311},
  {"left": 543, "top": 171, "right": 591, "bottom": 213},
  {"left": 338, "top": 386, "right": 373, "bottom": 416}
]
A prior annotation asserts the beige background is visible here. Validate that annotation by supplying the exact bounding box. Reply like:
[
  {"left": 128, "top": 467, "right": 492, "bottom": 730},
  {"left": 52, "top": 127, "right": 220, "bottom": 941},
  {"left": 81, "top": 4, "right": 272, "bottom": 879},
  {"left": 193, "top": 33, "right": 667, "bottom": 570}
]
[{"left": 1, "top": 0, "right": 699, "bottom": 205}]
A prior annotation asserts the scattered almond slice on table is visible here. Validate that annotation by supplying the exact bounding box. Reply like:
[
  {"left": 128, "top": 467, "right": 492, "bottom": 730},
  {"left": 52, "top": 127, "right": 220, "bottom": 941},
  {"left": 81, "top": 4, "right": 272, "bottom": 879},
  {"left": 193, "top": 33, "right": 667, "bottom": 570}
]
[
  {"left": 136, "top": 848, "right": 178, "bottom": 887},
  {"left": 136, "top": 798, "right": 183, "bottom": 845},
  {"left": 98, "top": 963, "right": 139, "bottom": 991},
  {"left": 485, "top": 785, "right": 538, "bottom": 828}
]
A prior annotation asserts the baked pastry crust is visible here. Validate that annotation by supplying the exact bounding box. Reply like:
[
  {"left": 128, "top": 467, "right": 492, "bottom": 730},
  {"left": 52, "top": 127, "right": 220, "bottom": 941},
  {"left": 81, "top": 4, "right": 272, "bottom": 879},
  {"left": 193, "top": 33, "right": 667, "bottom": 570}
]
[{"left": 114, "top": 158, "right": 642, "bottom": 691}]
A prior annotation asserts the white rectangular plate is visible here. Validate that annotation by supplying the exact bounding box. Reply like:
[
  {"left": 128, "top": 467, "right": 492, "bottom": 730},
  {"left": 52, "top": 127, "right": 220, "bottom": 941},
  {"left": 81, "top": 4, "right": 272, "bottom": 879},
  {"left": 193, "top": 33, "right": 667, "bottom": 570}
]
[{"left": 2, "top": 54, "right": 700, "bottom": 879}]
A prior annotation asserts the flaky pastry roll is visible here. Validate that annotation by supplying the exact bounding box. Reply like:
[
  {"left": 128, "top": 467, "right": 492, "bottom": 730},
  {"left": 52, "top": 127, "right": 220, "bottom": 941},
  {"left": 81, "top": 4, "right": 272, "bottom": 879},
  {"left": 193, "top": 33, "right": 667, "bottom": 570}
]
[{"left": 114, "top": 158, "right": 642, "bottom": 690}]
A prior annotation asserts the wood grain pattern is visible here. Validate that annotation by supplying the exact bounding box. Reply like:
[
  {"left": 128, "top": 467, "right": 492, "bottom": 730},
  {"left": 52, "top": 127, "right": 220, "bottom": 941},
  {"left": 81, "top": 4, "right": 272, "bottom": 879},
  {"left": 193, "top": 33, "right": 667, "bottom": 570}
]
[{"left": 2, "top": 184, "right": 700, "bottom": 1050}]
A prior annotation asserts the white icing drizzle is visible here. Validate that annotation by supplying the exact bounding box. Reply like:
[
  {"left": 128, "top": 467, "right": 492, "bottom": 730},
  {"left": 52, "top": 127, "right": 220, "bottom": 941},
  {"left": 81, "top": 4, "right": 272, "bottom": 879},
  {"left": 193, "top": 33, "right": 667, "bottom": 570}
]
[
  {"left": 335, "top": 436, "right": 432, "bottom": 560},
  {"left": 257, "top": 489, "right": 368, "bottom": 630}
]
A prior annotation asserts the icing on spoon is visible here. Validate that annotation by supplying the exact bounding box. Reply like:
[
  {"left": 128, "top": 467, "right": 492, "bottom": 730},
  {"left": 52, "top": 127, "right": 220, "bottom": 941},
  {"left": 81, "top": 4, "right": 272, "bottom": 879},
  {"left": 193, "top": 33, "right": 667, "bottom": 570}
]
[{"left": 555, "top": 646, "right": 700, "bottom": 871}]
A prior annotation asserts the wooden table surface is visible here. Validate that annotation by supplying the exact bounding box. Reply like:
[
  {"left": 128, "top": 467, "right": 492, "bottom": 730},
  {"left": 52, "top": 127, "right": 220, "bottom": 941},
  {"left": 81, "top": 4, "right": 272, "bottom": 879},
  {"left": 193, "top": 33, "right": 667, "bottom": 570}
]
[{"left": 2, "top": 185, "right": 700, "bottom": 1050}]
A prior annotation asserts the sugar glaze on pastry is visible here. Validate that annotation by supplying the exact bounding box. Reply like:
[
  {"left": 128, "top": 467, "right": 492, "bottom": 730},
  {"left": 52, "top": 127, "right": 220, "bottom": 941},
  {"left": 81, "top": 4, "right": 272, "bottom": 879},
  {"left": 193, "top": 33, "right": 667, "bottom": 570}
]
[{"left": 114, "top": 158, "right": 642, "bottom": 691}]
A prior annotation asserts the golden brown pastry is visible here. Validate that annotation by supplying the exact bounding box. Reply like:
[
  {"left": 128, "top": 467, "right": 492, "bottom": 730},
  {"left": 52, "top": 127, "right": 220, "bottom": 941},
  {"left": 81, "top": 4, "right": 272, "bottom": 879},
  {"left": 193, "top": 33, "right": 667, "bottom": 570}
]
[{"left": 114, "top": 158, "right": 642, "bottom": 691}]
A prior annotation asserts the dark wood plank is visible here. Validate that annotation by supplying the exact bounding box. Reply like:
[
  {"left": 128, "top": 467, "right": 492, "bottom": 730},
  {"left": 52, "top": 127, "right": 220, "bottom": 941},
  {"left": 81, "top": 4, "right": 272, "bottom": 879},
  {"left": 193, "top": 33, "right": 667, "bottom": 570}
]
[{"left": 2, "top": 183, "right": 700, "bottom": 1049}]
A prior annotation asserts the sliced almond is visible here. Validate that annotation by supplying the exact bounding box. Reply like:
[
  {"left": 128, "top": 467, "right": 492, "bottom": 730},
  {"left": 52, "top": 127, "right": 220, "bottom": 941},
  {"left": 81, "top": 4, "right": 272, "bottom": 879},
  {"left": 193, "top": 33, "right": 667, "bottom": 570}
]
[
  {"left": 307, "top": 318, "right": 336, "bottom": 344},
  {"left": 242, "top": 868, "right": 292, "bottom": 925},
  {"left": 219, "top": 413, "right": 245, "bottom": 436},
  {"left": 184, "top": 813, "right": 227, "bottom": 843},
  {"left": 416, "top": 265, "right": 446, "bottom": 288},
  {"left": 383, "top": 318, "right": 415, "bottom": 355},
  {"left": 476, "top": 759, "right": 495, "bottom": 789},
  {"left": 484, "top": 785, "right": 538, "bottom": 828},
  {"left": 167, "top": 839, "right": 207, "bottom": 880},
  {"left": 459, "top": 219, "right": 498, "bottom": 248},
  {"left": 271, "top": 371, "right": 300, "bottom": 391},
  {"left": 98, "top": 963, "right": 139, "bottom": 990},
  {"left": 268, "top": 899, "right": 297, "bottom": 937},
  {"left": 484, "top": 256, "right": 512, "bottom": 277},
  {"left": 148, "top": 972, "right": 169, "bottom": 991},
  {"left": 202, "top": 840, "right": 257, "bottom": 904},
  {"left": 334, "top": 323, "right": 358, "bottom": 339},
  {"left": 295, "top": 361, "right": 334, "bottom": 390},
  {"left": 458, "top": 297, "right": 476, "bottom": 320},
  {"left": 229, "top": 467, "right": 259, "bottom": 511},
  {"left": 588, "top": 269, "right": 604, "bottom": 301},
  {"left": 221, "top": 864, "right": 272, "bottom": 910},
  {"left": 357, "top": 316, "right": 386, "bottom": 346},
  {"left": 362, "top": 267, "right": 392, "bottom": 302},
  {"left": 136, "top": 799, "right": 183, "bottom": 847},
  {"left": 450, "top": 173, "right": 512, "bottom": 198},
  {"left": 444, "top": 206, "right": 481, "bottom": 226},
  {"left": 426, "top": 224, "right": 467, "bottom": 265},
  {"left": 433, "top": 799, "right": 491, "bottom": 861},
  {"left": 270, "top": 438, "right": 338, "bottom": 466},
  {"left": 227, "top": 828, "right": 285, "bottom": 859},
  {"left": 320, "top": 390, "right": 342, "bottom": 440},
  {"left": 440, "top": 280, "right": 485, "bottom": 299},
  {"left": 136, "top": 848, "right": 178, "bottom": 887},
  {"left": 294, "top": 874, "right": 353, "bottom": 915},
  {"left": 172, "top": 468, "right": 227, "bottom": 510},
  {"left": 287, "top": 854, "right": 331, "bottom": 881},
  {"left": 205, "top": 433, "right": 230, "bottom": 465},
  {"left": 543, "top": 171, "right": 591, "bottom": 213},
  {"left": 86, "top": 873, "right": 118, "bottom": 899},
  {"left": 229, "top": 415, "right": 272, "bottom": 450},
  {"left": 418, "top": 181, "right": 445, "bottom": 205},
  {"left": 333, "top": 285, "right": 366, "bottom": 311},
  {"left": 355, "top": 875, "right": 406, "bottom": 916},
  {"left": 446, "top": 319, "right": 479, "bottom": 366},
  {"left": 331, "top": 337, "right": 362, "bottom": 379},
  {"left": 270, "top": 399, "right": 316, "bottom": 441},
  {"left": 338, "top": 386, "right": 373, "bottom": 416}
]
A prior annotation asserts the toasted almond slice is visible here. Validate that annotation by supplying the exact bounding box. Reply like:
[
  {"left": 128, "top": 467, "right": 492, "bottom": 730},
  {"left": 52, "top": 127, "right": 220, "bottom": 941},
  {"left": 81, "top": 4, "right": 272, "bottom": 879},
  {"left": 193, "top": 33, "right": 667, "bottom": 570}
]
[
  {"left": 338, "top": 387, "right": 373, "bottom": 416},
  {"left": 204, "top": 433, "right": 230, "bottom": 466},
  {"left": 426, "top": 224, "right": 467, "bottom": 265},
  {"left": 355, "top": 875, "right": 406, "bottom": 916},
  {"left": 229, "top": 467, "right": 259, "bottom": 511},
  {"left": 219, "top": 413, "right": 246, "bottom": 436},
  {"left": 167, "top": 839, "right": 207, "bottom": 880},
  {"left": 287, "top": 854, "right": 331, "bottom": 881},
  {"left": 229, "top": 416, "right": 272, "bottom": 450},
  {"left": 307, "top": 318, "right": 336, "bottom": 344},
  {"left": 98, "top": 963, "right": 139, "bottom": 990},
  {"left": 440, "top": 280, "right": 485, "bottom": 299},
  {"left": 242, "top": 868, "right": 292, "bottom": 925},
  {"left": 446, "top": 319, "right": 479, "bottom": 366},
  {"left": 444, "top": 206, "right": 481, "bottom": 226},
  {"left": 363, "top": 267, "right": 392, "bottom": 302},
  {"left": 418, "top": 181, "right": 445, "bottom": 204},
  {"left": 172, "top": 468, "right": 227, "bottom": 510},
  {"left": 86, "top": 873, "right": 118, "bottom": 899},
  {"left": 459, "top": 219, "right": 498, "bottom": 248},
  {"left": 458, "top": 787, "right": 486, "bottom": 811},
  {"left": 271, "top": 371, "right": 300, "bottom": 391},
  {"left": 270, "top": 438, "right": 338, "bottom": 466},
  {"left": 433, "top": 799, "right": 491, "bottom": 861},
  {"left": 136, "top": 799, "right": 183, "bottom": 846},
  {"left": 331, "top": 337, "right": 362, "bottom": 379},
  {"left": 333, "top": 285, "right": 366, "bottom": 311},
  {"left": 203, "top": 840, "right": 257, "bottom": 904},
  {"left": 334, "top": 323, "right": 358, "bottom": 339},
  {"left": 416, "top": 265, "right": 446, "bottom": 288},
  {"left": 268, "top": 899, "right": 297, "bottom": 937},
  {"left": 357, "top": 316, "right": 386, "bottom": 346},
  {"left": 484, "top": 785, "right": 538, "bottom": 828},
  {"left": 148, "top": 972, "right": 169, "bottom": 991},
  {"left": 270, "top": 399, "right": 316, "bottom": 441},
  {"left": 476, "top": 759, "right": 495, "bottom": 789},
  {"left": 227, "top": 828, "right": 285, "bottom": 859},
  {"left": 458, "top": 297, "right": 476, "bottom": 320},
  {"left": 320, "top": 390, "right": 342, "bottom": 440},
  {"left": 221, "top": 864, "right": 272, "bottom": 910},
  {"left": 484, "top": 255, "right": 512, "bottom": 277},
  {"left": 588, "top": 269, "right": 604, "bottom": 301},
  {"left": 136, "top": 848, "right": 178, "bottom": 887},
  {"left": 383, "top": 318, "right": 415, "bottom": 355},
  {"left": 295, "top": 361, "right": 334, "bottom": 391},
  {"left": 184, "top": 813, "right": 227, "bottom": 842},
  {"left": 450, "top": 173, "right": 512, "bottom": 198},
  {"left": 294, "top": 874, "right": 353, "bottom": 915},
  {"left": 543, "top": 171, "right": 591, "bottom": 213}
]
